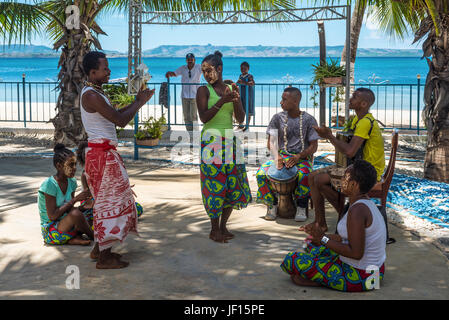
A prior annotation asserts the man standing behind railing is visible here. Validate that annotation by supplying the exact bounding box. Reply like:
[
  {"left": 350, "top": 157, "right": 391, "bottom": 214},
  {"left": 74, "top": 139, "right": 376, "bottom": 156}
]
[{"left": 165, "top": 53, "right": 202, "bottom": 133}]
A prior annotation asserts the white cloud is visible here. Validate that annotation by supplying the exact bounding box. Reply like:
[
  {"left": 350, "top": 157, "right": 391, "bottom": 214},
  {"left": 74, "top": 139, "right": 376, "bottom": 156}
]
[{"left": 365, "top": 14, "right": 380, "bottom": 31}]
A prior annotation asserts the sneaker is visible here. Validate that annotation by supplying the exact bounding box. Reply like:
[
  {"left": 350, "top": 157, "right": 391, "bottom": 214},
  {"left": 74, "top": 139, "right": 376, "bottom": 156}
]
[
  {"left": 265, "top": 206, "right": 277, "bottom": 221},
  {"left": 295, "top": 206, "right": 307, "bottom": 222}
]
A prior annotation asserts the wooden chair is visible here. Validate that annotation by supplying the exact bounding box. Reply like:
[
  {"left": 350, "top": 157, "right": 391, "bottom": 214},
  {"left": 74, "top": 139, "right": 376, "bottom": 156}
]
[
  {"left": 337, "top": 129, "right": 399, "bottom": 243},
  {"left": 367, "top": 129, "right": 399, "bottom": 209}
]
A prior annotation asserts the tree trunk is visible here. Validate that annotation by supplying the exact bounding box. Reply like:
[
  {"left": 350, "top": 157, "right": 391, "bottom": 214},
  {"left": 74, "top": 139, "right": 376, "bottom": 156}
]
[
  {"left": 51, "top": 32, "right": 90, "bottom": 147},
  {"left": 333, "top": 1, "right": 366, "bottom": 127},
  {"left": 51, "top": 2, "right": 103, "bottom": 147},
  {"left": 422, "top": 12, "right": 449, "bottom": 182}
]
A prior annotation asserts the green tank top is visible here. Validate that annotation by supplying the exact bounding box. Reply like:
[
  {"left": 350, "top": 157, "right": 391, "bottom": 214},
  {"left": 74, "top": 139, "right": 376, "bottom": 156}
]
[{"left": 202, "top": 84, "right": 234, "bottom": 137}]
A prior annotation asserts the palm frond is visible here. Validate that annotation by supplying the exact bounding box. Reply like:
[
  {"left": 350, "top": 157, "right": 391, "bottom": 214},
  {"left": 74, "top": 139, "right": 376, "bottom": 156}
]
[{"left": 0, "top": 0, "right": 48, "bottom": 45}]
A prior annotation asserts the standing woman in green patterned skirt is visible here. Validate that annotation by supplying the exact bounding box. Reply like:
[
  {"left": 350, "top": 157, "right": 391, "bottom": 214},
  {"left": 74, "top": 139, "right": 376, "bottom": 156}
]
[{"left": 196, "top": 51, "right": 252, "bottom": 243}]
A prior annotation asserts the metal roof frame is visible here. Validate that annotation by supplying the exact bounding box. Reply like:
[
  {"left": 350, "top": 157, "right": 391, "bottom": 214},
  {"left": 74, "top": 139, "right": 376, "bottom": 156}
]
[{"left": 128, "top": 1, "right": 352, "bottom": 120}]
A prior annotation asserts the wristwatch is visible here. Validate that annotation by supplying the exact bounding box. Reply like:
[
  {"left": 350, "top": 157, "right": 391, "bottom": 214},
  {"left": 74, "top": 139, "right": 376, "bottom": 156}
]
[{"left": 320, "top": 235, "right": 330, "bottom": 245}]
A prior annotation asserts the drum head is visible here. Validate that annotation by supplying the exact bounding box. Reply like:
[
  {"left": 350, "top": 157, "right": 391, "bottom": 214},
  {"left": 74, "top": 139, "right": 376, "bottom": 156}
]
[{"left": 267, "top": 163, "right": 298, "bottom": 182}]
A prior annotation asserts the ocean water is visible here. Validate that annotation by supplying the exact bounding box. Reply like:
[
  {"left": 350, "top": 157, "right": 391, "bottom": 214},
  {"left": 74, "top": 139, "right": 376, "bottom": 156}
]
[{"left": 0, "top": 56, "right": 428, "bottom": 84}]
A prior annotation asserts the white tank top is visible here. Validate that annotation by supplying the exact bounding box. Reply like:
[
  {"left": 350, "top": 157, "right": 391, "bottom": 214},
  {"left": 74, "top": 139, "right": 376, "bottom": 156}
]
[
  {"left": 80, "top": 86, "right": 118, "bottom": 142},
  {"left": 337, "top": 199, "right": 387, "bottom": 270}
]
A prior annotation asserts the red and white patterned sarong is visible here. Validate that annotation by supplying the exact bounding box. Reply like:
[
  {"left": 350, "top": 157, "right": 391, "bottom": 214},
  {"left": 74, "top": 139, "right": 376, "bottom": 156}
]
[{"left": 84, "top": 139, "right": 138, "bottom": 251}]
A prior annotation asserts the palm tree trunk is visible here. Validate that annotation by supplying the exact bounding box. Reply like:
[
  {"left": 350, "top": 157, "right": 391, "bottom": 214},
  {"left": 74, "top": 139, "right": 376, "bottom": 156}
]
[
  {"left": 422, "top": 13, "right": 449, "bottom": 182},
  {"left": 51, "top": 32, "right": 90, "bottom": 146},
  {"left": 333, "top": 1, "right": 366, "bottom": 126}
]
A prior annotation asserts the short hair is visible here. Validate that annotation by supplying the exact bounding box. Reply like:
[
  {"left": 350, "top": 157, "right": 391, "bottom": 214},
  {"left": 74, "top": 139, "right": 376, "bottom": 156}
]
[
  {"left": 82, "top": 51, "right": 106, "bottom": 76},
  {"left": 350, "top": 159, "right": 377, "bottom": 193},
  {"left": 202, "top": 50, "right": 223, "bottom": 68},
  {"left": 241, "top": 61, "right": 249, "bottom": 69},
  {"left": 76, "top": 141, "right": 89, "bottom": 167},
  {"left": 283, "top": 86, "right": 302, "bottom": 101},
  {"left": 186, "top": 53, "right": 195, "bottom": 59},
  {"left": 355, "top": 87, "right": 375, "bottom": 107},
  {"left": 53, "top": 143, "right": 74, "bottom": 168}
]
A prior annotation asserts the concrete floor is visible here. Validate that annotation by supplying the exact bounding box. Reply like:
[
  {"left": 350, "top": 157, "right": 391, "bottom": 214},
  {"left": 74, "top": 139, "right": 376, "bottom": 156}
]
[{"left": 0, "top": 158, "right": 448, "bottom": 300}]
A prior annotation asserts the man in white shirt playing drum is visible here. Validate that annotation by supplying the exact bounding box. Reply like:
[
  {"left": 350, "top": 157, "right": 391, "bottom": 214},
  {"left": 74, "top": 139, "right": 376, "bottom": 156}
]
[{"left": 165, "top": 53, "right": 202, "bottom": 132}]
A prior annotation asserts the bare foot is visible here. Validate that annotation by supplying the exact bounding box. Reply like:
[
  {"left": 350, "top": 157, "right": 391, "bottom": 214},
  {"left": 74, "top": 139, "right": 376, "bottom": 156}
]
[
  {"left": 291, "top": 274, "right": 321, "bottom": 287},
  {"left": 221, "top": 227, "right": 235, "bottom": 240},
  {"left": 90, "top": 243, "right": 122, "bottom": 260},
  {"left": 67, "top": 236, "right": 91, "bottom": 246},
  {"left": 96, "top": 254, "right": 129, "bottom": 269},
  {"left": 209, "top": 230, "right": 228, "bottom": 243}
]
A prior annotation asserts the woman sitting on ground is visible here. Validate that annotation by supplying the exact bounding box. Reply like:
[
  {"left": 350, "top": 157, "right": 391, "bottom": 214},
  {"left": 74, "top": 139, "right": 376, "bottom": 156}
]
[
  {"left": 281, "top": 159, "right": 386, "bottom": 292},
  {"left": 38, "top": 144, "right": 93, "bottom": 245}
]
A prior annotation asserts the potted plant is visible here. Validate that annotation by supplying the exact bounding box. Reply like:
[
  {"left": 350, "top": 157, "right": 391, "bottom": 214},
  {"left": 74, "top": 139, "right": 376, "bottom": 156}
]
[
  {"left": 135, "top": 115, "right": 167, "bottom": 146},
  {"left": 311, "top": 57, "right": 346, "bottom": 86},
  {"left": 104, "top": 83, "right": 136, "bottom": 138}
]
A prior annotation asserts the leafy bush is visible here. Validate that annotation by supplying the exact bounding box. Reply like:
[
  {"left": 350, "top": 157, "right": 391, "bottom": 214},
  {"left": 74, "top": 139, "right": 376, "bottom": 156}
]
[{"left": 135, "top": 115, "right": 167, "bottom": 140}]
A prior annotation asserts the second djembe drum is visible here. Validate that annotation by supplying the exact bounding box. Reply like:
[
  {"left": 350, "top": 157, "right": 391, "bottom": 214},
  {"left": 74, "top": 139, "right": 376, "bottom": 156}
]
[{"left": 267, "top": 164, "right": 298, "bottom": 219}]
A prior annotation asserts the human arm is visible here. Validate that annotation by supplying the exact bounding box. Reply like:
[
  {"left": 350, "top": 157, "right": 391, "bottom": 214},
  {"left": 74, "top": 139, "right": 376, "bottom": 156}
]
[
  {"left": 231, "top": 83, "right": 245, "bottom": 123},
  {"left": 165, "top": 71, "right": 177, "bottom": 78},
  {"left": 196, "top": 85, "right": 243, "bottom": 124},
  {"left": 306, "top": 204, "right": 369, "bottom": 260},
  {"left": 82, "top": 88, "right": 154, "bottom": 128},
  {"left": 44, "top": 190, "right": 91, "bottom": 221},
  {"left": 285, "top": 140, "right": 318, "bottom": 168},
  {"left": 313, "top": 125, "right": 365, "bottom": 158}
]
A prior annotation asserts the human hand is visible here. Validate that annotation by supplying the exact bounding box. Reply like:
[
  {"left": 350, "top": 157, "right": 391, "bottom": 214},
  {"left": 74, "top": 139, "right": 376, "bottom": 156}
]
[
  {"left": 313, "top": 125, "right": 333, "bottom": 140},
  {"left": 221, "top": 86, "right": 235, "bottom": 104},
  {"left": 165, "top": 71, "right": 175, "bottom": 78},
  {"left": 75, "top": 189, "right": 92, "bottom": 203},
  {"left": 136, "top": 88, "right": 155, "bottom": 105},
  {"left": 285, "top": 153, "right": 301, "bottom": 168},
  {"left": 304, "top": 222, "right": 325, "bottom": 244}
]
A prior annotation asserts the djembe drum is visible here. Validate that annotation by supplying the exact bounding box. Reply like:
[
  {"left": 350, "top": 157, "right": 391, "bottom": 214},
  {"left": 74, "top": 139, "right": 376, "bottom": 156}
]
[{"left": 267, "top": 164, "right": 298, "bottom": 219}]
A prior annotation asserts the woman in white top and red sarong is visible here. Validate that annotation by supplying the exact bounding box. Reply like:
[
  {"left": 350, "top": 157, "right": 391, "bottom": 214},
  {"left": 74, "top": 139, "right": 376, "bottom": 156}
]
[
  {"left": 281, "top": 159, "right": 387, "bottom": 292},
  {"left": 80, "top": 51, "right": 154, "bottom": 269}
]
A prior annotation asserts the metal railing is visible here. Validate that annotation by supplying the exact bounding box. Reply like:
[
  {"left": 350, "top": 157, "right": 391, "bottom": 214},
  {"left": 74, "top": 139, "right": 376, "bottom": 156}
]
[{"left": 0, "top": 76, "right": 425, "bottom": 132}]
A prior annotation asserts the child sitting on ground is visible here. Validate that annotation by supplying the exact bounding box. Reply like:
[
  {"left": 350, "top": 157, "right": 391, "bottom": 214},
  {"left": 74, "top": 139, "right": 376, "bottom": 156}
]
[{"left": 38, "top": 144, "right": 93, "bottom": 245}]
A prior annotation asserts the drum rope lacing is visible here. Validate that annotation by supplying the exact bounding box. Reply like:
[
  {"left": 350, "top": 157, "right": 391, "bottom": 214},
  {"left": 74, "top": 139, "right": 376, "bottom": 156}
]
[{"left": 282, "top": 111, "right": 304, "bottom": 155}]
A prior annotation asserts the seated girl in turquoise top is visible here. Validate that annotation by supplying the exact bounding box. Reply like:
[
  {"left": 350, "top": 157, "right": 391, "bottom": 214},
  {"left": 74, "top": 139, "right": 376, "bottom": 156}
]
[{"left": 38, "top": 144, "right": 93, "bottom": 245}]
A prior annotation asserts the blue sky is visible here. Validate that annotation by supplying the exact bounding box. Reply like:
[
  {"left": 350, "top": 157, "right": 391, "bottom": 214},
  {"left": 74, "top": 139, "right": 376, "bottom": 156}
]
[{"left": 30, "top": 3, "right": 419, "bottom": 53}]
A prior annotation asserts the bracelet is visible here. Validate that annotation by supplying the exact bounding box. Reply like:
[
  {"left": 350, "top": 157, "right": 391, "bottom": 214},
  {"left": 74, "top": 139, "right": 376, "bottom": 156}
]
[{"left": 213, "top": 104, "right": 221, "bottom": 111}]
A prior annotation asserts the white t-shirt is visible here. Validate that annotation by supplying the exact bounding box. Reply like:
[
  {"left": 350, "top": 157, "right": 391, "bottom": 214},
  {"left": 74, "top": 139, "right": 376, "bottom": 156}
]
[{"left": 174, "top": 64, "right": 202, "bottom": 99}]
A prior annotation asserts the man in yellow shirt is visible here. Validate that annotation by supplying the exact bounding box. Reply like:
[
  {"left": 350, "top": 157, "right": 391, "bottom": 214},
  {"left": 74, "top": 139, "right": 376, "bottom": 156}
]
[{"left": 305, "top": 88, "right": 385, "bottom": 232}]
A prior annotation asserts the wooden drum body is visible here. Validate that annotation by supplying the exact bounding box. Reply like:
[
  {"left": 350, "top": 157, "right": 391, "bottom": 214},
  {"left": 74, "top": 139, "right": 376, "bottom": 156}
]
[{"left": 268, "top": 176, "right": 298, "bottom": 219}]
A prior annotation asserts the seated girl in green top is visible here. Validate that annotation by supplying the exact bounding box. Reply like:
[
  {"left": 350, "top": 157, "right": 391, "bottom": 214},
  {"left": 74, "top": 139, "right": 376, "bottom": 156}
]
[
  {"left": 37, "top": 144, "right": 93, "bottom": 245},
  {"left": 196, "top": 51, "right": 252, "bottom": 243}
]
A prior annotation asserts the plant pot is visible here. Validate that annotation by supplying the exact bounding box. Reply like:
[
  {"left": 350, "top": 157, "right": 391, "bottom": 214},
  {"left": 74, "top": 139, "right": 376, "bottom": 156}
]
[
  {"left": 322, "top": 77, "right": 344, "bottom": 85},
  {"left": 136, "top": 138, "right": 159, "bottom": 146}
]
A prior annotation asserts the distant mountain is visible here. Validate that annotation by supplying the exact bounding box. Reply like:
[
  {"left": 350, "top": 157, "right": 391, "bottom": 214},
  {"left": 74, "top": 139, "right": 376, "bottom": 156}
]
[
  {"left": 0, "top": 45, "right": 124, "bottom": 57},
  {"left": 142, "top": 45, "right": 422, "bottom": 58},
  {"left": 0, "top": 44, "right": 422, "bottom": 58}
]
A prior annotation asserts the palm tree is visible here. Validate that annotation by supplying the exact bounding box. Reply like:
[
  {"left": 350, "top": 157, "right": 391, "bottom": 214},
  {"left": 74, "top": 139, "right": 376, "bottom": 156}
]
[
  {"left": 1, "top": 0, "right": 295, "bottom": 146},
  {"left": 366, "top": 0, "right": 449, "bottom": 182}
]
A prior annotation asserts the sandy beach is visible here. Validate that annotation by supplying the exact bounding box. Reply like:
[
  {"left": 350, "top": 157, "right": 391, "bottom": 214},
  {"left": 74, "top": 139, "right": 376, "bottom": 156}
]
[{"left": 0, "top": 100, "right": 425, "bottom": 131}]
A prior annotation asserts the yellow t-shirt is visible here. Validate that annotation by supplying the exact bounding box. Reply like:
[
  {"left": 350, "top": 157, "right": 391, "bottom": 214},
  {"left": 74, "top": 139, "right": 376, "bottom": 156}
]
[{"left": 350, "top": 113, "right": 385, "bottom": 181}]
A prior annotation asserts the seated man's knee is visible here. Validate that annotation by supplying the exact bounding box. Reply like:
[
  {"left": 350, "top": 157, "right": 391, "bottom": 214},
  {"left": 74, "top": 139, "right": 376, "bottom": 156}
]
[{"left": 314, "top": 173, "right": 331, "bottom": 188}]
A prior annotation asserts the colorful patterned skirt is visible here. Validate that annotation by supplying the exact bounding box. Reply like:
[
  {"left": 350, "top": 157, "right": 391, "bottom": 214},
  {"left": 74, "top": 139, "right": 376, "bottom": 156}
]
[
  {"left": 200, "top": 133, "right": 252, "bottom": 219},
  {"left": 41, "top": 221, "right": 77, "bottom": 245},
  {"left": 281, "top": 241, "right": 385, "bottom": 292},
  {"left": 256, "top": 151, "right": 312, "bottom": 208}
]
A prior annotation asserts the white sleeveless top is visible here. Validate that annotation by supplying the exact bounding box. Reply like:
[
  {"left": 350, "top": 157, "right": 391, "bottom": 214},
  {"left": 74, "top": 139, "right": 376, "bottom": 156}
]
[
  {"left": 80, "top": 86, "right": 117, "bottom": 142},
  {"left": 337, "top": 199, "right": 386, "bottom": 270}
]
